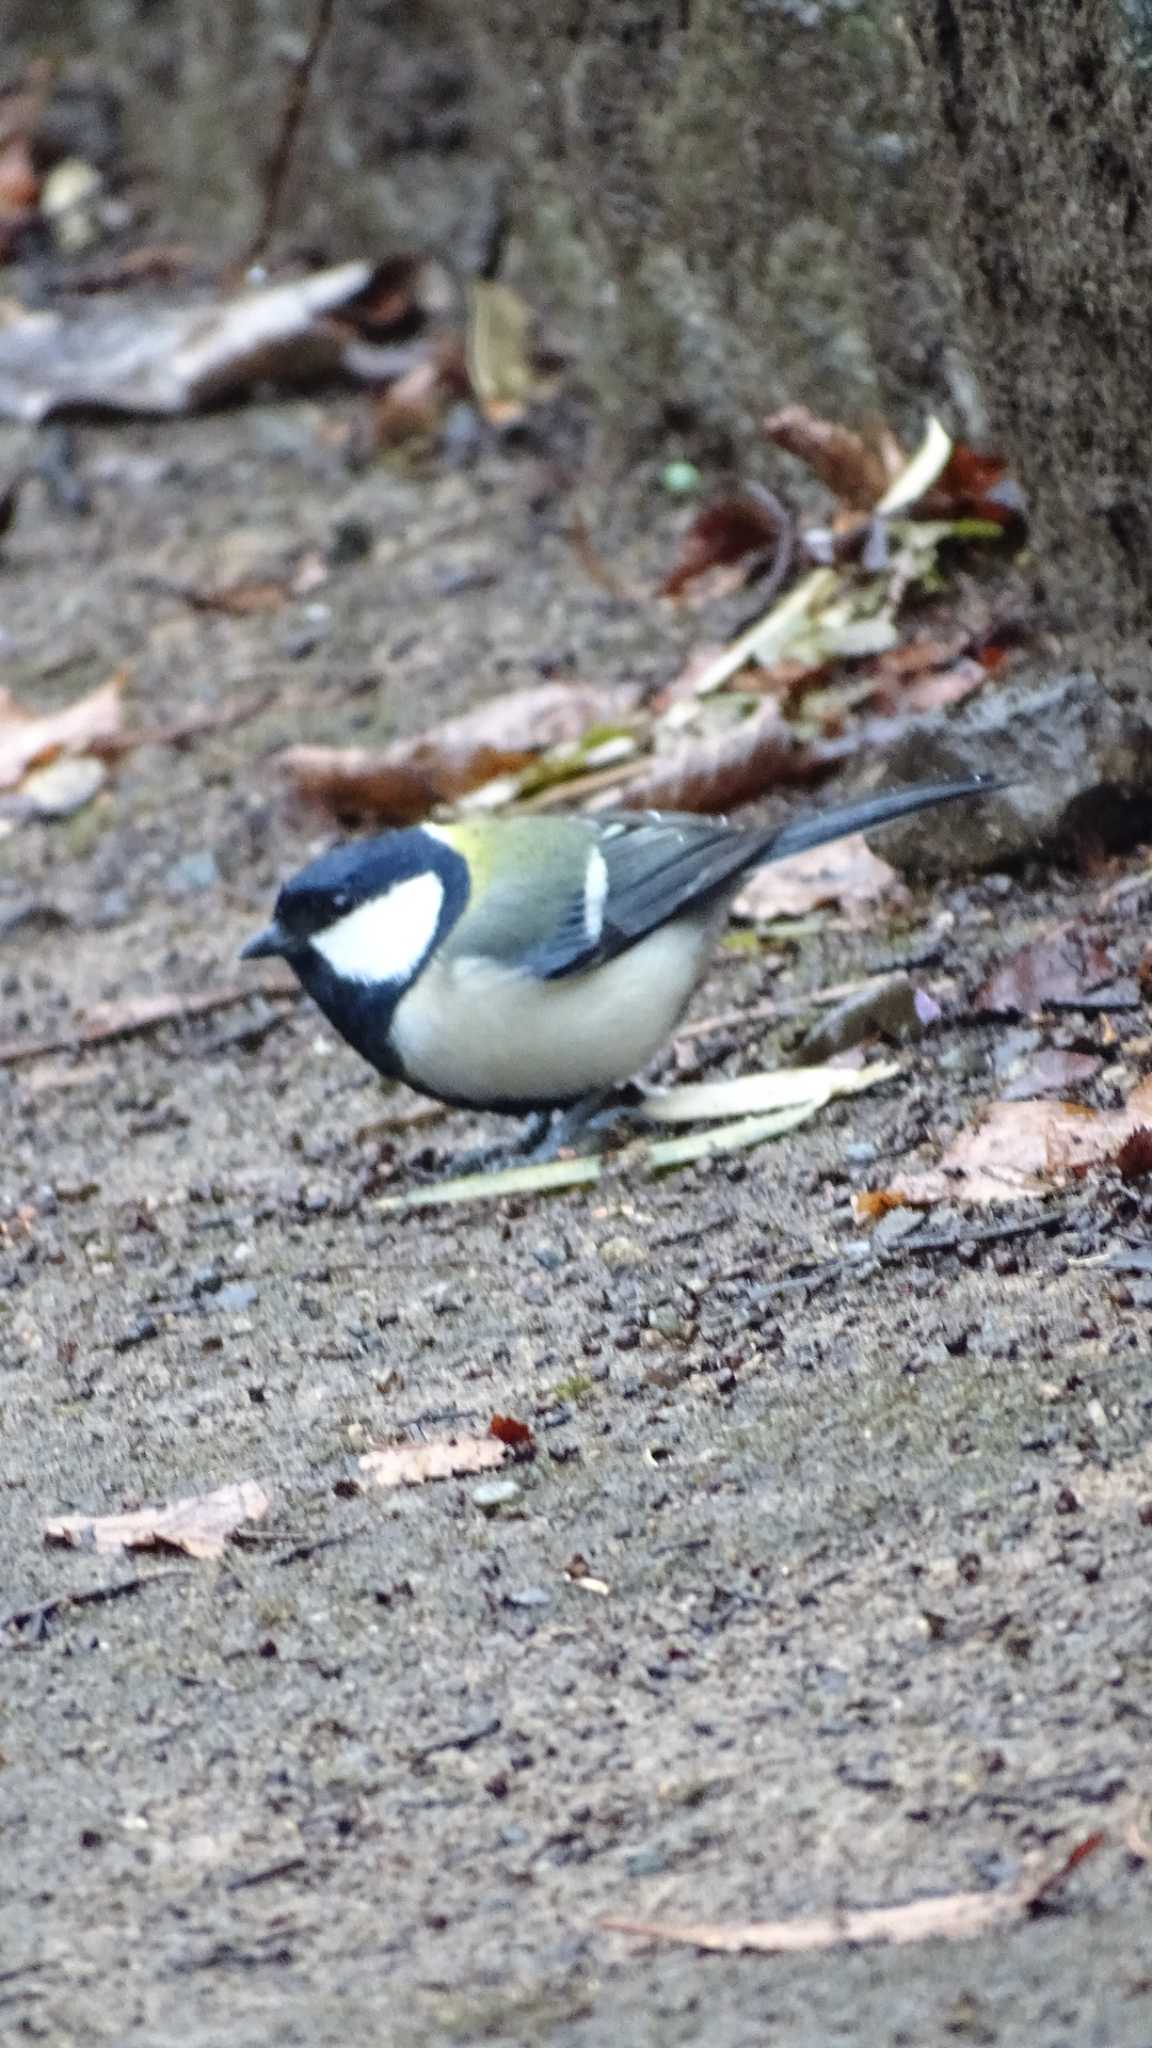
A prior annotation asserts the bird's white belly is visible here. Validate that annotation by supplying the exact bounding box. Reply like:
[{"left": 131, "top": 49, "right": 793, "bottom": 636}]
[{"left": 391, "top": 917, "right": 716, "bottom": 1106}]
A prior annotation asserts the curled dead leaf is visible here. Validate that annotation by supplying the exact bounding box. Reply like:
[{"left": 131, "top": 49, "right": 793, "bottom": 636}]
[
  {"left": 489, "top": 1414, "right": 535, "bottom": 1449},
  {"left": 764, "top": 405, "right": 905, "bottom": 511},
  {"left": 0, "top": 670, "right": 124, "bottom": 793},
  {"left": 602, "top": 1834, "right": 1104, "bottom": 1954},
  {"left": 44, "top": 1480, "right": 270, "bottom": 1561},
  {"left": 281, "top": 681, "right": 641, "bottom": 824},
  {"left": 598, "top": 705, "right": 837, "bottom": 816},
  {"left": 358, "top": 1437, "right": 508, "bottom": 1488},
  {"left": 660, "top": 487, "right": 789, "bottom": 599}
]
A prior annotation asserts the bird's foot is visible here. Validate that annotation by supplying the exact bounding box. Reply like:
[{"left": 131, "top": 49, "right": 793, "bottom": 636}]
[{"left": 519, "top": 1085, "right": 650, "bottom": 1164}]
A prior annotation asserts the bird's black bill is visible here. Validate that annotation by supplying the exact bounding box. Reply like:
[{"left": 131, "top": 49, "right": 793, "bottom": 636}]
[
  {"left": 766, "top": 776, "right": 1008, "bottom": 863},
  {"left": 239, "top": 921, "right": 287, "bottom": 961}
]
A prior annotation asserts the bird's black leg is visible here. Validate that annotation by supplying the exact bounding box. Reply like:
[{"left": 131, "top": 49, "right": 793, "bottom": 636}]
[{"left": 520, "top": 1083, "right": 649, "bottom": 1163}]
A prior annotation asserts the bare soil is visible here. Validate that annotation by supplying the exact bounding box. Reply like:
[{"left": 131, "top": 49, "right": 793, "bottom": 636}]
[{"left": 2, "top": 400, "right": 1150, "bottom": 2047}]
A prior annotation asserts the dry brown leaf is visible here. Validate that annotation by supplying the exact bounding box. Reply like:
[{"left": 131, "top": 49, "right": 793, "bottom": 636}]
[
  {"left": 733, "top": 833, "right": 899, "bottom": 921},
  {"left": 602, "top": 1834, "right": 1103, "bottom": 1954},
  {"left": 44, "top": 1480, "right": 270, "bottom": 1561},
  {"left": 661, "top": 489, "right": 787, "bottom": 599},
  {"left": 0, "top": 671, "right": 124, "bottom": 792},
  {"left": 599, "top": 706, "right": 837, "bottom": 816},
  {"left": 281, "top": 681, "right": 640, "bottom": 824},
  {"left": 898, "top": 659, "right": 990, "bottom": 715},
  {"left": 885, "top": 1078, "right": 1152, "bottom": 1207},
  {"left": 764, "top": 405, "right": 905, "bottom": 511},
  {"left": 358, "top": 1437, "right": 508, "bottom": 1488},
  {"left": 976, "top": 924, "right": 1116, "bottom": 1015},
  {"left": 489, "top": 1414, "right": 535, "bottom": 1449}
]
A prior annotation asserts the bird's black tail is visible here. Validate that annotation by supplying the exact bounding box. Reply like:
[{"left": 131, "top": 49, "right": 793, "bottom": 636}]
[{"left": 763, "top": 777, "right": 1003, "bottom": 864}]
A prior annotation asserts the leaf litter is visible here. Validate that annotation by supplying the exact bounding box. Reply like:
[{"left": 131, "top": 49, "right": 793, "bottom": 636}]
[
  {"left": 44, "top": 1481, "right": 270, "bottom": 1561},
  {"left": 601, "top": 1832, "right": 1104, "bottom": 1955},
  {"left": 376, "top": 1063, "right": 899, "bottom": 1211},
  {"left": 873, "top": 1076, "right": 1152, "bottom": 1208}
]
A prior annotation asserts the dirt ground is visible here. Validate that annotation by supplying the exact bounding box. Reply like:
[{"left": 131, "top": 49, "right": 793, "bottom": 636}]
[{"left": 2, "top": 398, "right": 1151, "bottom": 2048}]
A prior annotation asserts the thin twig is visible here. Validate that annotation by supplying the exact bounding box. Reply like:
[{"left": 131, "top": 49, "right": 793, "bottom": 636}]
[
  {"left": 241, "top": 0, "right": 340, "bottom": 274},
  {"left": 2, "top": 1567, "right": 189, "bottom": 1642},
  {"left": 0, "top": 985, "right": 299, "bottom": 1067}
]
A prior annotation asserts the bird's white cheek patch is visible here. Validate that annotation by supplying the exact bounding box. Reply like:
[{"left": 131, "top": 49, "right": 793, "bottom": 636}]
[{"left": 311, "top": 872, "right": 444, "bottom": 983}]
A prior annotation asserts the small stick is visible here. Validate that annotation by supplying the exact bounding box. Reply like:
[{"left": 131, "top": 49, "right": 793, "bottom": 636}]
[{"left": 241, "top": 0, "right": 340, "bottom": 274}]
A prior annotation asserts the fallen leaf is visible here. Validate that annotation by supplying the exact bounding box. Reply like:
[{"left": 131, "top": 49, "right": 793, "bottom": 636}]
[
  {"left": 764, "top": 405, "right": 905, "bottom": 511},
  {"left": 733, "top": 833, "right": 899, "bottom": 921},
  {"left": 357, "top": 1437, "right": 508, "bottom": 1488},
  {"left": 1116, "top": 1127, "right": 1152, "bottom": 1183},
  {"left": 44, "top": 1481, "right": 270, "bottom": 1561},
  {"left": 999, "top": 1049, "right": 1103, "bottom": 1100},
  {"left": 280, "top": 681, "right": 640, "bottom": 823},
  {"left": 465, "top": 280, "right": 538, "bottom": 426},
  {"left": 602, "top": 1834, "right": 1104, "bottom": 1953},
  {"left": 0, "top": 260, "right": 375, "bottom": 421},
  {"left": 976, "top": 925, "right": 1116, "bottom": 1015},
  {"left": 600, "top": 704, "right": 837, "bottom": 815},
  {"left": 661, "top": 487, "right": 788, "bottom": 599},
  {"left": 914, "top": 442, "right": 1022, "bottom": 528},
  {"left": 9, "top": 754, "right": 107, "bottom": 818},
  {"left": 0, "top": 671, "right": 124, "bottom": 792},
  {"left": 373, "top": 344, "right": 464, "bottom": 446},
  {"left": 376, "top": 1063, "right": 897, "bottom": 1208},
  {"left": 885, "top": 1078, "right": 1152, "bottom": 1206},
  {"left": 489, "top": 1414, "right": 535, "bottom": 1449},
  {"left": 640, "top": 1062, "right": 899, "bottom": 1124}
]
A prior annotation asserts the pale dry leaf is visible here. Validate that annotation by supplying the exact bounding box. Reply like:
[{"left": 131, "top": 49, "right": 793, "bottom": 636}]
[
  {"left": 0, "top": 671, "right": 124, "bottom": 791},
  {"left": 0, "top": 260, "right": 373, "bottom": 421},
  {"left": 602, "top": 1834, "right": 1103, "bottom": 1954},
  {"left": 976, "top": 924, "right": 1116, "bottom": 1015},
  {"left": 885, "top": 1077, "right": 1152, "bottom": 1207},
  {"left": 358, "top": 1437, "right": 508, "bottom": 1488},
  {"left": 466, "top": 279, "right": 537, "bottom": 425},
  {"left": 733, "top": 834, "right": 900, "bottom": 921},
  {"left": 282, "top": 681, "right": 640, "bottom": 823},
  {"left": 44, "top": 1480, "right": 270, "bottom": 1561}
]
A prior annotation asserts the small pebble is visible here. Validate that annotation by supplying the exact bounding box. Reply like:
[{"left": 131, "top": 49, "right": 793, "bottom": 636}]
[{"left": 472, "top": 1478, "right": 522, "bottom": 1513}]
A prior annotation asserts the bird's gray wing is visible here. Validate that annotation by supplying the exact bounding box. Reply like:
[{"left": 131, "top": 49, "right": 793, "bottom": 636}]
[{"left": 523, "top": 813, "right": 762, "bottom": 980}]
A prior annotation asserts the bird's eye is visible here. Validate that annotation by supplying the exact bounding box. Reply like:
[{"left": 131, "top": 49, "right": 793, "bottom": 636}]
[{"left": 332, "top": 892, "right": 351, "bottom": 915}]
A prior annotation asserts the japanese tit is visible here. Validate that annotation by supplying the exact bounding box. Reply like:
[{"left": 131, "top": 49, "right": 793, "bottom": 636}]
[{"left": 241, "top": 780, "right": 991, "bottom": 1144}]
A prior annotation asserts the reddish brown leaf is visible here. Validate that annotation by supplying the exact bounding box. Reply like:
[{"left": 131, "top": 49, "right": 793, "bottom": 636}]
[
  {"left": 1116, "top": 1126, "right": 1152, "bottom": 1183},
  {"left": 599, "top": 706, "right": 836, "bottom": 817},
  {"left": 660, "top": 489, "right": 787, "bottom": 599},
  {"left": 0, "top": 135, "right": 38, "bottom": 216},
  {"left": 733, "top": 833, "right": 900, "bottom": 921},
  {"left": 358, "top": 1437, "right": 508, "bottom": 1489},
  {"left": 884, "top": 1078, "right": 1152, "bottom": 1207},
  {"left": 915, "top": 443, "right": 1017, "bottom": 525},
  {"left": 976, "top": 925, "right": 1116, "bottom": 1015},
  {"left": 489, "top": 1414, "right": 535, "bottom": 1449},
  {"left": 0, "top": 671, "right": 125, "bottom": 792},
  {"left": 44, "top": 1481, "right": 270, "bottom": 1561},
  {"left": 764, "top": 406, "right": 904, "bottom": 511},
  {"left": 603, "top": 1835, "right": 1104, "bottom": 1954},
  {"left": 280, "top": 681, "right": 640, "bottom": 824}
]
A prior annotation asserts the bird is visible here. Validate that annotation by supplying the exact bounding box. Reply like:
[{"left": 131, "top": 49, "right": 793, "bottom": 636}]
[{"left": 241, "top": 779, "right": 995, "bottom": 1157}]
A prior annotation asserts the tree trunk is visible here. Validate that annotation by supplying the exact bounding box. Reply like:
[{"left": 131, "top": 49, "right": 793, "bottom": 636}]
[{"left": 906, "top": 0, "right": 1152, "bottom": 649}]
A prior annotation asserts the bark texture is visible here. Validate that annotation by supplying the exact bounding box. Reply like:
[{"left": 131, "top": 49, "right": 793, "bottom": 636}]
[
  {"left": 470, "top": 0, "right": 966, "bottom": 452},
  {"left": 908, "top": 0, "right": 1152, "bottom": 643}
]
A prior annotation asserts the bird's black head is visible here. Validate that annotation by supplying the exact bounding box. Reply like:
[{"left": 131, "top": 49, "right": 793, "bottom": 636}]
[{"left": 240, "top": 827, "right": 469, "bottom": 1074}]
